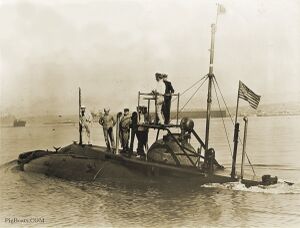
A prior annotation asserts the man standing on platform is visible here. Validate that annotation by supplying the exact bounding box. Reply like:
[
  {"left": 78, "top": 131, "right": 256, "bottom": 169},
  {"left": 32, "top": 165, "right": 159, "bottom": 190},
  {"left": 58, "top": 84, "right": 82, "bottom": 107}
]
[
  {"left": 162, "top": 74, "right": 174, "bottom": 125},
  {"left": 153, "top": 73, "right": 165, "bottom": 124},
  {"left": 136, "top": 106, "right": 150, "bottom": 159},
  {"left": 99, "top": 108, "right": 116, "bottom": 152},
  {"left": 119, "top": 108, "right": 131, "bottom": 153},
  {"left": 129, "top": 111, "right": 138, "bottom": 156},
  {"left": 79, "top": 106, "right": 92, "bottom": 144}
]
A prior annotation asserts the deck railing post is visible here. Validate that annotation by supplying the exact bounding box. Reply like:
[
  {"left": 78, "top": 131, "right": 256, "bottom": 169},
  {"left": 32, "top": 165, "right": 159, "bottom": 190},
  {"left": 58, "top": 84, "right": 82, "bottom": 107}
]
[
  {"left": 138, "top": 91, "right": 141, "bottom": 122},
  {"left": 176, "top": 93, "right": 180, "bottom": 125},
  {"left": 241, "top": 116, "right": 248, "bottom": 180},
  {"left": 79, "top": 87, "right": 82, "bottom": 145}
]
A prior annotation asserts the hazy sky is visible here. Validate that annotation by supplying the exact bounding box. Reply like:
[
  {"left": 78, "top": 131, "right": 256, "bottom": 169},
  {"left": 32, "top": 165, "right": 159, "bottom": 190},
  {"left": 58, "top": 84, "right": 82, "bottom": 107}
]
[{"left": 1, "top": 0, "right": 299, "bottom": 116}]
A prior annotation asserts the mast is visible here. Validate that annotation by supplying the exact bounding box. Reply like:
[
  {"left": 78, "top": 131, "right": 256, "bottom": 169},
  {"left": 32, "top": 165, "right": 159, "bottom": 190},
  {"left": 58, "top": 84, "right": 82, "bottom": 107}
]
[{"left": 204, "top": 24, "right": 216, "bottom": 164}]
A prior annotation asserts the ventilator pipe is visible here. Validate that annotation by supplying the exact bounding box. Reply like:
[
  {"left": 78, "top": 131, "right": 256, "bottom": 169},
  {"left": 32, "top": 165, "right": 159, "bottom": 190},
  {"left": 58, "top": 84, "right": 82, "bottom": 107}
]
[
  {"left": 231, "top": 122, "right": 239, "bottom": 178},
  {"left": 115, "top": 112, "right": 122, "bottom": 155}
]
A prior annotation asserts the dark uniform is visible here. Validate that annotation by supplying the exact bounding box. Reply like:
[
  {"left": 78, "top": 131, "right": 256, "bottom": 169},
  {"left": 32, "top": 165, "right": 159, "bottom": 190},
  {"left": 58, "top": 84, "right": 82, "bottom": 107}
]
[
  {"left": 136, "top": 107, "right": 150, "bottom": 157},
  {"left": 162, "top": 79, "right": 174, "bottom": 124},
  {"left": 129, "top": 111, "right": 138, "bottom": 155}
]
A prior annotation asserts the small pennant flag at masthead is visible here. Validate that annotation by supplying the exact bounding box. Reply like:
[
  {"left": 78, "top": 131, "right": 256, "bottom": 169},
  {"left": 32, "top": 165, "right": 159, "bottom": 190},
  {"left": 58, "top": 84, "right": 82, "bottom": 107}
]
[
  {"left": 217, "top": 4, "right": 226, "bottom": 15},
  {"left": 238, "top": 81, "right": 261, "bottom": 109}
]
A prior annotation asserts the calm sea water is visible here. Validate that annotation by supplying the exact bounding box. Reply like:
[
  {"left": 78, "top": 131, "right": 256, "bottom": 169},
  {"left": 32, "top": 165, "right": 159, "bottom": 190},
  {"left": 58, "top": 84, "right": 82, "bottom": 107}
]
[{"left": 0, "top": 116, "right": 300, "bottom": 227}]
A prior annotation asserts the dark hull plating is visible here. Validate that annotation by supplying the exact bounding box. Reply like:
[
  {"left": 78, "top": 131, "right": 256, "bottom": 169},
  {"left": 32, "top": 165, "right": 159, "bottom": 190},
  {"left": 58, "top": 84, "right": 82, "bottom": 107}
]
[{"left": 18, "top": 143, "right": 272, "bottom": 187}]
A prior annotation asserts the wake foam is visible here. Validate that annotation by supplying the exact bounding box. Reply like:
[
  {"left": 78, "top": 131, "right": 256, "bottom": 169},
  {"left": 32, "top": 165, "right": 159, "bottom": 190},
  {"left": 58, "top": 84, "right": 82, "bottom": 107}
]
[{"left": 202, "top": 179, "right": 300, "bottom": 194}]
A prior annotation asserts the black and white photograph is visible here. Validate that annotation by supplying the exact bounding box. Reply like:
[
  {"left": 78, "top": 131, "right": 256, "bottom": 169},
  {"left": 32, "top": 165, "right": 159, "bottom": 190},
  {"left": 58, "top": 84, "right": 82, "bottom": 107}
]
[{"left": 0, "top": 0, "right": 299, "bottom": 227}]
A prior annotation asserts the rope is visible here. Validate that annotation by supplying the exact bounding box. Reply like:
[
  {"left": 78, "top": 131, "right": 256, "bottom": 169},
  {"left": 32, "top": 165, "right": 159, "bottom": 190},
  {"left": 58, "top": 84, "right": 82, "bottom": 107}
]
[
  {"left": 172, "top": 74, "right": 208, "bottom": 103},
  {"left": 213, "top": 77, "right": 256, "bottom": 176},
  {"left": 179, "top": 76, "right": 208, "bottom": 112},
  {"left": 212, "top": 78, "right": 233, "bottom": 157},
  {"left": 181, "top": 74, "right": 208, "bottom": 96},
  {"left": 213, "top": 78, "right": 235, "bottom": 123}
]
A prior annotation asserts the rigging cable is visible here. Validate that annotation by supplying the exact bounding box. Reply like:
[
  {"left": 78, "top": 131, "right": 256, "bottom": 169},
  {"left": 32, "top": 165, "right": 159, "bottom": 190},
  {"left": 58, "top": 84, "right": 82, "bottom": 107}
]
[
  {"left": 172, "top": 74, "right": 208, "bottom": 103},
  {"left": 179, "top": 75, "right": 208, "bottom": 112},
  {"left": 213, "top": 77, "right": 235, "bottom": 123},
  {"left": 213, "top": 77, "right": 256, "bottom": 176},
  {"left": 212, "top": 77, "right": 233, "bottom": 157},
  {"left": 180, "top": 74, "right": 208, "bottom": 96}
]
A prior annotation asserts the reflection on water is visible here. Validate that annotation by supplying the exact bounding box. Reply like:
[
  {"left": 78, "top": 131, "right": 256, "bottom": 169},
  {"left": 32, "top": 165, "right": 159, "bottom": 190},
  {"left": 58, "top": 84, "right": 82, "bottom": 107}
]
[{"left": 1, "top": 116, "right": 300, "bottom": 227}]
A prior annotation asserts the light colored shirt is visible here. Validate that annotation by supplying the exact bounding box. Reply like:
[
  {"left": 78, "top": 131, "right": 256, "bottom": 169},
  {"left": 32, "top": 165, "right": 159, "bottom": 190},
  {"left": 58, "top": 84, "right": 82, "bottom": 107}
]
[
  {"left": 156, "top": 79, "right": 165, "bottom": 95},
  {"left": 80, "top": 111, "right": 92, "bottom": 126},
  {"left": 99, "top": 114, "right": 116, "bottom": 129}
]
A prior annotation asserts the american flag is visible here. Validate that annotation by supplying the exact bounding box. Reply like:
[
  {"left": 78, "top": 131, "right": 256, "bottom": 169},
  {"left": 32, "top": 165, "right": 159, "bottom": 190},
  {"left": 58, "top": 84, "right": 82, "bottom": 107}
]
[{"left": 238, "top": 81, "right": 261, "bottom": 109}]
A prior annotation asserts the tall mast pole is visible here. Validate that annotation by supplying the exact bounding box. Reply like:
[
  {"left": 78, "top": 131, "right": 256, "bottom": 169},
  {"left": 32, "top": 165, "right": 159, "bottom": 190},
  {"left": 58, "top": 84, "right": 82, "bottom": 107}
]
[{"left": 204, "top": 24, "right": 216, "bottom": 165}]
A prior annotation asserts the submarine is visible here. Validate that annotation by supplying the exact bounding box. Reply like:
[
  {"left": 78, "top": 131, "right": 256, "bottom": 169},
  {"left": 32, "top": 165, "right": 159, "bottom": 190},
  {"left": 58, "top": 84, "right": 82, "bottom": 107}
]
[
  {"left": 17, "top": 22, "right": 279, "bottom": 188},
  {"left": 17, "top": 117, "right": 278, "bottom": 187}
]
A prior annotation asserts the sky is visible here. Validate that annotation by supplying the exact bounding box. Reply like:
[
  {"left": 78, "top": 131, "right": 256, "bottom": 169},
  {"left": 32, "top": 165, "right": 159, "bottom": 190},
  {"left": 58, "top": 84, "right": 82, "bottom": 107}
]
[{"left": 0, "top": 0, "right": 299, "bottom": 116}]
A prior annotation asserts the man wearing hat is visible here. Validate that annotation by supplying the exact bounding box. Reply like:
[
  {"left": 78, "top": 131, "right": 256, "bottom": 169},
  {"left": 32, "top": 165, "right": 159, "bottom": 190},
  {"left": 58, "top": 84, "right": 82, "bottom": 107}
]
[
  {"left": 119, "top": 108, "right": 131, "bottom": 153},
  {"left": 162, "top": 74, "right": 174, "bottom": 124},
  {"left": 99, "top": 108, "right": 116, "bottom": 152},
  {"left": 79, "top": 105, "right": 92, "bottom": 144}
]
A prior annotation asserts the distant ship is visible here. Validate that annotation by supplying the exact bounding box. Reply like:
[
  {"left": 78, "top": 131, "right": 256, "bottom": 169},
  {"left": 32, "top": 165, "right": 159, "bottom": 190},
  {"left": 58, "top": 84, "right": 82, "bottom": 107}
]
[{"left": 13, "top": 119, "right": 26, "bottom": 127}]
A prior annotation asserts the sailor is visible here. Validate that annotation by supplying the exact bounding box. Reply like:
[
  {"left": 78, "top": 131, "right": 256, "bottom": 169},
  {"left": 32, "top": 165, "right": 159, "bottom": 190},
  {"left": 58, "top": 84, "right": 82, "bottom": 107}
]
[
  {"left": 119, "top": 108, "right": 131, "bottom": 153},
  {"left": 136, "top": 106, "right": 150, "bottom": 158},
  {"left": 162, "top": 74, "right": 174, "bottom": 124},
  {"left": 79, "top": 106, "right": 92, "bottom": 144},
  {"left": 98, "top": 110, "right": 103, "bottom": 120},
  {"left": 129, "top": 111, "right": 138, "bottom": 156},
  {"left": 99, "top": 108, "right": 116, "bottom": 152},
  {"left": 153, "top": 73, "right": 165, "bottom": 124}
]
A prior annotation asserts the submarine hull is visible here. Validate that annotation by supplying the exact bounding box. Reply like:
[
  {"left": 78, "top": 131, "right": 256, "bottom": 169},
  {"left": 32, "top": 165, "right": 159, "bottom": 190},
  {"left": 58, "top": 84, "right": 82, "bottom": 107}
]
[
  {"left": 18, "top": 143, "right": 235, "bottom": 184},
  {"left": 17, "top": 143, "right": 276, "bottom": 187}
]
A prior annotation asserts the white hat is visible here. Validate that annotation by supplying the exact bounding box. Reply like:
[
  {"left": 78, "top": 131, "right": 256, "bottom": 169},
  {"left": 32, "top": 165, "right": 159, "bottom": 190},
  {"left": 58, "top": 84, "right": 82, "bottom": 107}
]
[{"left": 81, "top": 106, "right": 86, "bottom": 109}]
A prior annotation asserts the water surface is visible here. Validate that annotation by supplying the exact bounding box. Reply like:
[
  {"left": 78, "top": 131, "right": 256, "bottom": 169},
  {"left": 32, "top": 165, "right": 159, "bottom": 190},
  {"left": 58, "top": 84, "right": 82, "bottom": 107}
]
[{"left": 0, "top": 116, "right": 300, "bottom": 227}]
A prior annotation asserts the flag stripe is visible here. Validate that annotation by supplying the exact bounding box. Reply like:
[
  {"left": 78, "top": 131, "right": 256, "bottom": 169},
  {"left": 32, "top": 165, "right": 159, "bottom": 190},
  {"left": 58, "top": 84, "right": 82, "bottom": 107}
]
[
  {"left": 239, "top": 94, "right": 260, "bottom": 107},
  {"left": 239, "top": 96, "right": 260, "bottom": 109},
  {"left": 239, "top": 82, "right": 261, "bottom": 100},
  {"left": 239, "top": 94, "right": 260, "bottom": 104},
  {"left": 239, "top": 91, "right": 261, "bottom": 103},
  {"left": 239, "top": 94, "right": 260, "bottom": 105},
  {"left": 239, "top": 83, "right": 260, "bottom": 98},
  {"left": 238, "top": 81, "right": 261, "bottom": 109},
  {"left": 239, "top": 93, "right": 260, "bottom": 103}
]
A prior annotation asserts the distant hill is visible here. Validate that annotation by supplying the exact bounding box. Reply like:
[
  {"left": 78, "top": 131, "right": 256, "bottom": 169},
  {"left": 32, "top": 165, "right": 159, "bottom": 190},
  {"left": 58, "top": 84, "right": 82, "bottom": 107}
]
[
  {"left": 227, "top": 102, "right": 300, "bottom": 117},
  {"left": 1, "top": 102, "right": 299, "bottom": 126}
]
